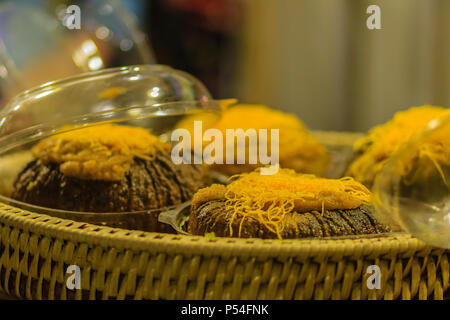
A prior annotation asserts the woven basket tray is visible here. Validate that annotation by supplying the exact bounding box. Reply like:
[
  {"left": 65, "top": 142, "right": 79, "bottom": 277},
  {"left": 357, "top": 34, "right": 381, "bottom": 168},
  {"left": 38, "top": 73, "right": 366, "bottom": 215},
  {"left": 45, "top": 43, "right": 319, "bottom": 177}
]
[{"left": 0, "top": 132, "right": 448, "bottom": 300}]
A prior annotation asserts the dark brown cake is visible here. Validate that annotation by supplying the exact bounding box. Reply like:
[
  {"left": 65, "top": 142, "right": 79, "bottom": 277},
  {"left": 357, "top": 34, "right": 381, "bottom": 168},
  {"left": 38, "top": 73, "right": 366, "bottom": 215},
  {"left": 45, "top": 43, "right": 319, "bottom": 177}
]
[
  {"left": 12, "top": 153, "right": 206, "bottom": 213},
  {"left": 189, "top": 199, "right": 390, "bottom": 239},
  {"left": 10, "top": 124, "right": 208, "bottom": 216},
  {"left": 188, "top": 169, "right": 391, "bottom": 239}
]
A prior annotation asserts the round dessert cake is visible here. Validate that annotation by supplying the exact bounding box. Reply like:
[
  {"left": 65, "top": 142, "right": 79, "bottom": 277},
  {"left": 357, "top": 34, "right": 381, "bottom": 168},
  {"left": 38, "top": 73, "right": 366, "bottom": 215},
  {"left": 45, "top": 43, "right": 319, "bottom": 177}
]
[
  {"left": 11, "top": 124, "right": 208, "bottom": 213},
  {"left": 188, "top": 168, "right": 391, "bottom": 239},
  {"left": 176, "top": 103, "right": 330, "bottom": 176},
  {"left": 347, "top": 105, "right": 450, "bottom": 188}
]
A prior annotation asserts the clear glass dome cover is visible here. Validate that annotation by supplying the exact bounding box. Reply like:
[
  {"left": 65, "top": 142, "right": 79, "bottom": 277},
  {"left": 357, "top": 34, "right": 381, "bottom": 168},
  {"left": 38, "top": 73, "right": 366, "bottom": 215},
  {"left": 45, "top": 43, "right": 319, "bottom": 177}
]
[
  {"left": 373, "top": 113, "right": 450, "bottom": 248},
  {"left": 0, "top": 64, "right": 221, "bottom": 231},
  {"left": 0, "top": 64, "right": 213, "bottom": 137}
]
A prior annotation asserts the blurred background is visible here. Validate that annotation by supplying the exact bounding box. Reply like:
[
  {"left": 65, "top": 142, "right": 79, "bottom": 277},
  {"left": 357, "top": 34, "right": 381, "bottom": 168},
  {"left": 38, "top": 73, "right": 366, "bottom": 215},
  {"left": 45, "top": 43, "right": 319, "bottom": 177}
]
[{"left": 1, "top": 0, "right": 449, "bottom": 132}]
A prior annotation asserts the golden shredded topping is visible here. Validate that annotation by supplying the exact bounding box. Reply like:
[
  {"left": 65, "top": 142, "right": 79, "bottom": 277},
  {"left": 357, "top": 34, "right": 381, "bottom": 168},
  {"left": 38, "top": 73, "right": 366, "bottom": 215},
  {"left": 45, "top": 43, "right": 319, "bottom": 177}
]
[
  {"left": 177, "top": 103, "right": 329, "bottom": 175},
  {"left": 193, "top": 168, "right": 371, "bottom": 239},
  {"left": 192, "top": 184, "right": 227, "bottom": 207},
  {"left": 32, "top": 124, "right": 170, "bottom": 181},
  {"left": 391, "top": 116, "right": 450, "bottom": 186},
  {"left": 348, "top": 105, "right": 450, "bottom": 186}
]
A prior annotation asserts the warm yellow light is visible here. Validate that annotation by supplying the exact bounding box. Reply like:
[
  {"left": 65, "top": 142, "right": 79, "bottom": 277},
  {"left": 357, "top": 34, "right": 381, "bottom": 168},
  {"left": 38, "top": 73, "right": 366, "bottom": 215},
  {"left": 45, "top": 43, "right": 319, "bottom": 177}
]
[
  {"left": 88, "top": 56, "right": 103, "bottom": 70},
  {"left": 81, "top": 40, "right": 98, "bottom": 55}
]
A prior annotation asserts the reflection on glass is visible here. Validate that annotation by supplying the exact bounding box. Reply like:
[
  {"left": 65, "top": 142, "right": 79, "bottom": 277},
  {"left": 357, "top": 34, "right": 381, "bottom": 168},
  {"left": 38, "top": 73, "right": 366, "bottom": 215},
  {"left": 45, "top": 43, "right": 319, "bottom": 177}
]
[
  {"left": 374, "top": 114, "right": 450, "bottom": 248},
  {"left": 0, "top": 0, "right": 154, "bottom": 109}
]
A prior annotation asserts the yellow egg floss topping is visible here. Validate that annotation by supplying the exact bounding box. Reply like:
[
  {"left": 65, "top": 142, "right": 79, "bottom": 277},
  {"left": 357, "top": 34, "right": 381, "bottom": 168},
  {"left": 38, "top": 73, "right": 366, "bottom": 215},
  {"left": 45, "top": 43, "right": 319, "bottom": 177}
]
[
  {"left": 32, "top": 124, "right": 170, "bottom": 181},
  {"left": 192, "top": 168, "right": 371, "bottom": 239}
]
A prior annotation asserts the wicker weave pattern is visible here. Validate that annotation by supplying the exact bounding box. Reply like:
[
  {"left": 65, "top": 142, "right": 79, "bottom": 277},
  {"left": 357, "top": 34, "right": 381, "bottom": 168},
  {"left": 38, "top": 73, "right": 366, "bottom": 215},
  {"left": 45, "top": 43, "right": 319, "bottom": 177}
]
[{"left": 0, "top": 203, "right": 448, "bottom": 300}]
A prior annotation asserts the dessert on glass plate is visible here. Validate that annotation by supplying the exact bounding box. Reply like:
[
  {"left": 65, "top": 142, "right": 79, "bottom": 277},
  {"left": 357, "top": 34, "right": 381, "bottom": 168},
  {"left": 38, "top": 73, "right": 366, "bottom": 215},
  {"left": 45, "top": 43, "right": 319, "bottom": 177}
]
[{"left": 188, "top": 168, "right": 391, "bottom": 239}]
